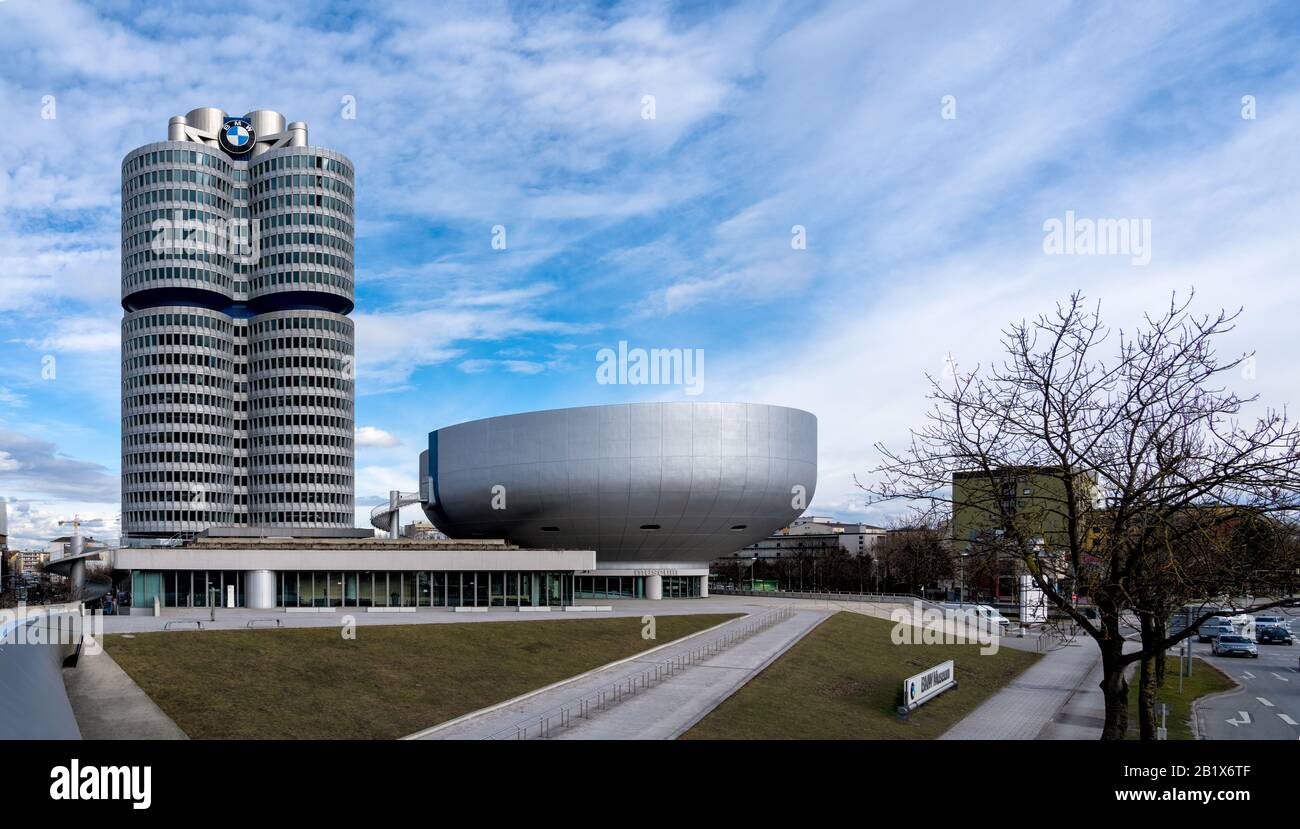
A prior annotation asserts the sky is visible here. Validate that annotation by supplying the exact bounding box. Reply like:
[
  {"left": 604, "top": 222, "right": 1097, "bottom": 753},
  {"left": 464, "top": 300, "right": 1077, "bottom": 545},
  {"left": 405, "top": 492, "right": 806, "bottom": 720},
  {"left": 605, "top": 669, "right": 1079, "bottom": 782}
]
[{"left": 1, "top": 0, "right": 1299, "bottom": 549}]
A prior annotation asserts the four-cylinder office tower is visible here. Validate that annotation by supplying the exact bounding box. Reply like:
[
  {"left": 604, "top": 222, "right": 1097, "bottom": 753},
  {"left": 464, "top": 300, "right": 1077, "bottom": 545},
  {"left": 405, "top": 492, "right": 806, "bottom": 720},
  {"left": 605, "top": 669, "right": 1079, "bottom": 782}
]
[{"left": 120, "top": 108, "right": 356, "bottom": 543}]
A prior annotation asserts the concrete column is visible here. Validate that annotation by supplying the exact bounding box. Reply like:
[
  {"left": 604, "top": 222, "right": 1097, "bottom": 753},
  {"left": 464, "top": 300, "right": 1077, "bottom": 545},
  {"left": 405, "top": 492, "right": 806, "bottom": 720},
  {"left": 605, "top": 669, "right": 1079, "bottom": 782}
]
[
  {"left": 645, "top": 574, "right": 663, "bottom": 601},
  {"left": 245, "top": 569, "right": 277, "bottom": 609},
  {"left": 699, "top": 575, "right": 709, "bottom": 598},
  {"left": 388, "top": 489, "right": 401, "bottom": 538},
  {"left": 68, "top": 560, "right": 85, "bottom": 602}
]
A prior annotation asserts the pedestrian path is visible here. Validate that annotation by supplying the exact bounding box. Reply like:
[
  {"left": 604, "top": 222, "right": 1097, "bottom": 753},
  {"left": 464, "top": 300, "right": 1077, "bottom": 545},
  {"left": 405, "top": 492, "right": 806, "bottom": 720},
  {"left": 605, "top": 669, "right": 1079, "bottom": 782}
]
[
  {"left": 409, "top": 608, "right": 832, "bottom": 740},
  {"left": 940, "top": 636, "right": 1100, "bottom": 740},
  {"left": 63, "top": 636, "right": 188, "bottom": 739},
  {"left": 1035, "top": 649, "right": 1111, "bottom": 739}
]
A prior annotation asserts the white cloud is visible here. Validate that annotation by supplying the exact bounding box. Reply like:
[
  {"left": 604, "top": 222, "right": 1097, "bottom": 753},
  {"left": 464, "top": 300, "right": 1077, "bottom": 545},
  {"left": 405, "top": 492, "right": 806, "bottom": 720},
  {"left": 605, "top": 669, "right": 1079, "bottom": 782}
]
[
  {"left": 0, "top": 387, "right": 26, "bottom": 407},
  {"left": 2, "top": 498, "right": 119, "bottom": 550},
  {"left": 15, "top": 316, "right": 120, "bottom": 353},
  {"left": 459, "top": 358, "right": 547, "bottom": 375},
  {"left": 355, "top": 426, "right": 401, "bottom": 447}
]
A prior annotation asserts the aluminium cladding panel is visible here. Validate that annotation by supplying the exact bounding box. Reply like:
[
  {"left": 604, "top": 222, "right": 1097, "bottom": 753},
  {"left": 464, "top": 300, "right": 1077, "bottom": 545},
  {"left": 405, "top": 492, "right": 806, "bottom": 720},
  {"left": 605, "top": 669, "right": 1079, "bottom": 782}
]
[{"left": 425, "top": 402, "right": 817, "bottom": 564}]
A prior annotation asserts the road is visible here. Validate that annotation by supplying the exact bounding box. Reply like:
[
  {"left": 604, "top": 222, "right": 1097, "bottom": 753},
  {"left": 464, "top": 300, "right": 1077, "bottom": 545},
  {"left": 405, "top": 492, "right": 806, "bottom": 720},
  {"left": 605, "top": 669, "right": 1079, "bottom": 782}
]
[{"left": 1194, "top": 636, "right": 1300, "bottom": 740}]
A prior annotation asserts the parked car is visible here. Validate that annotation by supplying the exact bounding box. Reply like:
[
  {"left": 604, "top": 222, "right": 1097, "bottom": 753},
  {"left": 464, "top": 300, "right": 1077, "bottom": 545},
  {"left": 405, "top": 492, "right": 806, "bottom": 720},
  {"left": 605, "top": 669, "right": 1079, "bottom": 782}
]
[
  {"left": 939, "top": 602, "right": 1011, "bottom": 630},
  {"left": 1256, "top": 626, "right": 1294, "bottom": 646},
  {"left": 1254, "top": 615, "right": 1292, "bottom": 631},
  {"left": 1197, "top": 617, "right": 1234, "bottom": 643},
  {"left": 1212, "top": 634, "right": 1259, "bottom": 658}
]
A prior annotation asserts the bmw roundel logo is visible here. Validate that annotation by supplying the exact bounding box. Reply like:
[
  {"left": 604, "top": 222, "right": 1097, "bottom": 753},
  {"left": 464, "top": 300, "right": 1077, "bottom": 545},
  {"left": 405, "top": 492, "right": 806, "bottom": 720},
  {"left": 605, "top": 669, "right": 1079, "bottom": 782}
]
[{"left": 218, "top": 117, "right": 255, "bottom": 155}]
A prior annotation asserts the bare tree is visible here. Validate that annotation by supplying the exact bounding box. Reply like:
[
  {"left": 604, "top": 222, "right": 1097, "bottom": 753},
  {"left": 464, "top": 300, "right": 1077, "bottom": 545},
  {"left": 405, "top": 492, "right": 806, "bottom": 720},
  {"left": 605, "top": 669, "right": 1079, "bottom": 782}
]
[{"left": 864, "top": 292, "right": 1300, "bottom": 739}]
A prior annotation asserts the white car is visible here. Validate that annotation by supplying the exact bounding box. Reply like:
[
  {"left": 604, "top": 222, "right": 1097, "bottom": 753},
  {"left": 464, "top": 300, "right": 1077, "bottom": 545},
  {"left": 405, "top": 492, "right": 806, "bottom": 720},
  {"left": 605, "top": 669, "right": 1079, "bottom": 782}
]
[
  {"left": 941, "top": 602, "right": 1011, "bottom": 630},
  {"left": 1197, "top": 617, "right": 1235, "bottom": 642}
]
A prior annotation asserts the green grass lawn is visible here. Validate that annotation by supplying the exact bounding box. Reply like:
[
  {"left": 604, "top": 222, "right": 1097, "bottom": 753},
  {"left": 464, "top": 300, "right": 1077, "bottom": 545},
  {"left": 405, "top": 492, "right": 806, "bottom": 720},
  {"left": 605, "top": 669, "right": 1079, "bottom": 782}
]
[
  {"left": 104, "top": 614, "right": 737, "bottom": 739},
  {"left": 682, "top": 611, "right": 1041, "bottom": 740},
  {"left": 1125, "top": 657, "right": 1236, "bottom": 740}
]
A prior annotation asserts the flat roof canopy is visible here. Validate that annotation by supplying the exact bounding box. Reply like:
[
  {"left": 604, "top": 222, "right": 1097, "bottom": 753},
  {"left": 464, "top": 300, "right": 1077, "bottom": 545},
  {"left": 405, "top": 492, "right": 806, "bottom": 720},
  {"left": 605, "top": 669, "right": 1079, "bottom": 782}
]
[{"left": 117, "top": 545, "right": 596, "bottom": 573}]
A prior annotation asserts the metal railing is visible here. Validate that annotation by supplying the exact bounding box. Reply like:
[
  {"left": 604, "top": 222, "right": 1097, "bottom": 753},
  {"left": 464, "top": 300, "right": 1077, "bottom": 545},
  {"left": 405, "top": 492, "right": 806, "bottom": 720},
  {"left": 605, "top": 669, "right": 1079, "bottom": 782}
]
[
  {"left": 710, "top": 587, "right": 921, "bottom": 603},
  {"left": 485, "top": 607, "right": 795, "bottom": 740}
]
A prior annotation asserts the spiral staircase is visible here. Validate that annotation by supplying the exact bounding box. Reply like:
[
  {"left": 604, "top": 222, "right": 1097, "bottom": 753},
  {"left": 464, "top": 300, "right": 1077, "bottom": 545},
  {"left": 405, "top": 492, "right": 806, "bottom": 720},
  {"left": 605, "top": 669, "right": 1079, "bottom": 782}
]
[{"left": 369, "top": 490, "right": 422, "bottom": 537}]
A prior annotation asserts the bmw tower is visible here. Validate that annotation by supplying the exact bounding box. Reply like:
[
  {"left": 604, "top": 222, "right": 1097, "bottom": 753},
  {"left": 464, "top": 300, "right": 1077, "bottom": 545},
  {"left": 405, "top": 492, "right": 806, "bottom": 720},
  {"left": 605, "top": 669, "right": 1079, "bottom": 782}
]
[{"left": 120, "top": 108, "right": 356, "bottom": 543}]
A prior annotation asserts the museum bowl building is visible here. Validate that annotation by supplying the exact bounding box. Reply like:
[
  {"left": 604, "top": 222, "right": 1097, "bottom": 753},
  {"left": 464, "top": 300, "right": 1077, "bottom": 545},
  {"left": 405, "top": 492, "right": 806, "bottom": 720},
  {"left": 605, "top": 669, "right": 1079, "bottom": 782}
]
[{"left": 421, "top": 402, "right": 818, "bottom": 600}]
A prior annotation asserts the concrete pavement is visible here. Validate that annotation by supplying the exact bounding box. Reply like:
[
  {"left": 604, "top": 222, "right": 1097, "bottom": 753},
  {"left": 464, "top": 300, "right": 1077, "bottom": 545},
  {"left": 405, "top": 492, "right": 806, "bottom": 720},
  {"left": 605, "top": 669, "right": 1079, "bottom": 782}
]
[
  {"left": 940, "top": 632, "right": 1101, "bottom": 740},
  {"left": 1036, "top": 647, "right": 1111, "bottom": 739},
  {"left": 63, "top": 636, "right": 188, "bottom": 739},
  {"left": 408, "top": 607, "right": 833, "bottom": 739}
]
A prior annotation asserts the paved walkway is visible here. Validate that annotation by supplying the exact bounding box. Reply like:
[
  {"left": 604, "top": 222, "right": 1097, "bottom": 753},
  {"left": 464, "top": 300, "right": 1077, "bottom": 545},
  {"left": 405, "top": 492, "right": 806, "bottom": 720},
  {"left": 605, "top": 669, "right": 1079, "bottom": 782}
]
[
  {"left": 63, "top": 636, "right": 188, "bottom": 739},
  {"left": 1035, "top": 649, "right": 1110, "bottom": 739},
  {"left": 410, "top": 608, "right": 833, "bottom": 740},
  {"left": 940, "top": 635, "right": 1101, "bottom": 740}
]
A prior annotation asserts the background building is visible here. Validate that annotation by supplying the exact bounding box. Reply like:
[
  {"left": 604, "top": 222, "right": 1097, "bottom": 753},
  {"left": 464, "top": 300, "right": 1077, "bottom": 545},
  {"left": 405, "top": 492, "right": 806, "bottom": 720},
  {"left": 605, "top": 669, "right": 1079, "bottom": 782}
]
[
  {"left": 775, "top": 515, "right": 885, "bottom": 555},
  {"left": 14, "top": 550, "right": 49, "bottom": 576},
  {"left": 952, "top": 466, "right": 1096, "bottom": 601},
  {"left": 402, "top": 521, "right": 448, "bottom": 541},
  {"left": 121, "top": 108, "right": 356, "bottom": 544}
]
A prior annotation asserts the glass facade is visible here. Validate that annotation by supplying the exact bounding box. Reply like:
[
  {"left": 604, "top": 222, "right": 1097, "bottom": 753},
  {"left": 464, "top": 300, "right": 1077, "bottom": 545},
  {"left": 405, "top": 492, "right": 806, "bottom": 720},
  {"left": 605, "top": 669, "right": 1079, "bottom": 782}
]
[
  {"left": 574, "top": 575, "right": 645, "bottom": 599},
  {"left": 129, "top": 569, "right": 574, "bottom": 608},
  {"left": 130, "top": 570, "right": 702, "bottom": 608},
  {"left": 131, "top": 569, "right": 245, "bottom": 608},
  {"left": 662, "top": 575, "right": 702, "bottom": 598}
]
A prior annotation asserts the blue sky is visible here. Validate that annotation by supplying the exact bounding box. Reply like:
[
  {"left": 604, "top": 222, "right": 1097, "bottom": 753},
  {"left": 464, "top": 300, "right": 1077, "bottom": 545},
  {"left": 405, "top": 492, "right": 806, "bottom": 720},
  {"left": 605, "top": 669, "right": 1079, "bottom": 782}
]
[{"left": 2, "top": 0, "right": 1300, "bottom": 548}]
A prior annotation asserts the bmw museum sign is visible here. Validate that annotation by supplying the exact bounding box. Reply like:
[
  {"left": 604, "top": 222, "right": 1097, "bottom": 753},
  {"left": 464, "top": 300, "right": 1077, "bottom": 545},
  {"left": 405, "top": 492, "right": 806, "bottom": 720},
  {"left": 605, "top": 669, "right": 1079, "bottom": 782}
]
[
  {"left": 218, "top": 116, "right": 255, "bottom": 155},
  {"left": 901, "top": 660, "right": 956, "bottom": 714}
]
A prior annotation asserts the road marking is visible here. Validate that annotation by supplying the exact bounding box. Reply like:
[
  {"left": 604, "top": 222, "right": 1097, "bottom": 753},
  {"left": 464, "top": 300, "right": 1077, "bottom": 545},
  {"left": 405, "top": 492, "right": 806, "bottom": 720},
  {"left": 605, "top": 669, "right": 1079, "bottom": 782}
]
[
  {"left": 1271, "top": 672, "right": 1290, "bottom": 682},
  {"left": 1278, "top": 714, "right": 1298, "bottom": 726},
  {"left": 1257, "top": 697, "right": 1274, "bottom": 707},
  {"left": 1227, "top": 711, "right": 1252, "bottom": 727},
  {"left": 1242, "top": 671, "right": 1256, "bottom": 679}
]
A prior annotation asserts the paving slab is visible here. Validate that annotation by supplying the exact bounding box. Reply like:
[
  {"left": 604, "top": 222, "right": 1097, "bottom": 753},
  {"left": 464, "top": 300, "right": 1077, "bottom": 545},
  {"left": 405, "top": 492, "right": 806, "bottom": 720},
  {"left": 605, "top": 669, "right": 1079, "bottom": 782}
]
[
  {"left": 63, "top": 636, "right": 188, "bottom": 740},
  {"left": 940, "top": 638, "right": 1100, "bottom": 740}
]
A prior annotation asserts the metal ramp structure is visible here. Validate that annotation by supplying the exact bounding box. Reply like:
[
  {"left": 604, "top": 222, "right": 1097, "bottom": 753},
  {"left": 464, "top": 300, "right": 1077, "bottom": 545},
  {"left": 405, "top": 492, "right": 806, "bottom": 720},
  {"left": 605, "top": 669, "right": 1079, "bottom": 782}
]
[{"left": 369, "top": 490, "right": 422, "bottom": 537}]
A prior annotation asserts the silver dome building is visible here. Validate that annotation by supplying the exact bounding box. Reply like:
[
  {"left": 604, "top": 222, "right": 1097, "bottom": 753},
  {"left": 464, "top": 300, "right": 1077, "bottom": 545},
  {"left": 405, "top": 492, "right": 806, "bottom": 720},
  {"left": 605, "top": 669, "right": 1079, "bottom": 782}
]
[
  {"left": 121, "top": 108, "right": 356, "bottom": 542},
  {"left": 420, "top": 402, "right": 818, "bottom": 599}
]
